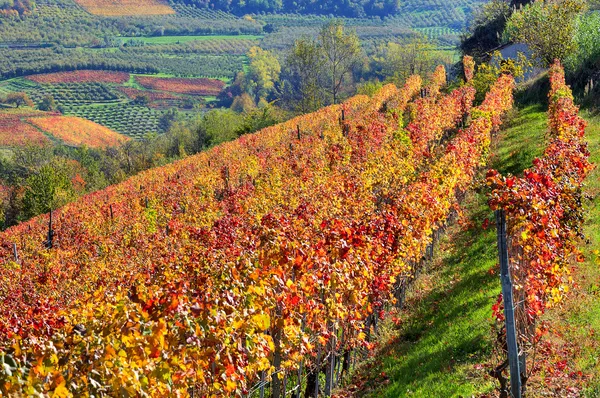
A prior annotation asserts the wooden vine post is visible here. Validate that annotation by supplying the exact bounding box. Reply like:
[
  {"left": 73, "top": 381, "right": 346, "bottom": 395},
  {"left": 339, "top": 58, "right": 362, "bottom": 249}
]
[
  {"left": 495, "top": 209, "right": 522, "bottom": 398},
  {"left": 45, "top": 210, "right": 54, "bottom": 249}
]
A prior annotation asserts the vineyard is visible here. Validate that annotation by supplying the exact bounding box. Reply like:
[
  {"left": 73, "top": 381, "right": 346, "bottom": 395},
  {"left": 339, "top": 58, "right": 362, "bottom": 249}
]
[
  {"left": 63, "top": 103, "right": 165, "bottom": 138},
  {"left": 486, "top": 61, "right": 593, "bottom": 390},
  {"left": 135, "top": 76, "right": 226, "bottom": 96},
  {"left": 0, "top": 109, "right": 128, "bottom": 148},
  {"left": 0, "top": 65, "right": 521, "bottom": 397},
  {"left": 0, "top": 73, "right": 219, "bottom": 138},
  {"left": 26, "top": 116, "right": 130, "bottom": 148},
  {"left": 0, "top": 110, "right": 52, "bottom": 146},
  {"left": 74, "top": 0, "right": 175, "bottom": 16},
  {"left": 26, "top": 71, "right": 131, "bottom": 85}
]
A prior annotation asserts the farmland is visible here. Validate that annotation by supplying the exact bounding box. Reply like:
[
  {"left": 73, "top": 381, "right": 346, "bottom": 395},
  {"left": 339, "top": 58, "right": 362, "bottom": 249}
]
[
  {"left": 74, "top": 0, "right": 175, "bottom": 16},
  {"left": 0, "top": 108, "right": 128, "bottom": 148},
  {"left": 0, "top": 0, "right": 487, "bottom": 139},
  {"left": 135, "top": 76, "right": 225, "bottom": 95},
  {"left": 64, "top": 103, "right": 165, "bottom": 138},
  {"left": 0, "top": 73, "right": 215, "bottom": 137},
  {"left": 26, "top": 116, "right": 129, "bottom": 148},
  {"left": 0, "top": 110, "right": 52, "bottom": 146},
  {"left": 27, "top": 71, "right": 131, "bottom": 85},
  {"left": 119, "top": 34, "right": 263, "bottom": 45}
]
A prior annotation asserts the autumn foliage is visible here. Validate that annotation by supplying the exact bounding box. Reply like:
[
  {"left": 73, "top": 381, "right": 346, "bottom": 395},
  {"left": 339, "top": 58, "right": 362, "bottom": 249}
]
[
  {"left": 73, "top": 0, "right": 175, "bottom": 16},
  {"left": 463, "top": 55, "right": 475, "bottom": 83},
  {"left": 135, "top": 76, "right": 226, "bottom": 96},
  {"left": 27, "top": 116, "right": 129, "bottom": 148},
  {"left": 27, "top": 71, "right": 131, "bottom": 85},
  {"left": 118, "top": 87, "right": 182, "bottom": 102},
  {"left": 0, "top": 68, "right": 515, "bottom": 396},
  {"left": 487, "top": 61, "right": 592, "bottom": 367},
  {"left": 0, "top": 111, "right": 52, "bottom": 146}
]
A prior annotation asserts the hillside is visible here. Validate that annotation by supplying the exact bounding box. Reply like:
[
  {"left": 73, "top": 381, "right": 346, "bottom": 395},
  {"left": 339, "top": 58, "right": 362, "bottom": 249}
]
[{"left": 0, "top": 67, "right": 521, "bottom": 396}]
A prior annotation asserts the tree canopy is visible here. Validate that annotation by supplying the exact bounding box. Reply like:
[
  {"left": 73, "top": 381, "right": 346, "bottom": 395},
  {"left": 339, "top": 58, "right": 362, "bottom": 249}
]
[
  {"left": 505, "top": 0, "right": 587, "bottom": 65},
  {"left": 172, "top": 0, "right": 400, "bottom": 17}
]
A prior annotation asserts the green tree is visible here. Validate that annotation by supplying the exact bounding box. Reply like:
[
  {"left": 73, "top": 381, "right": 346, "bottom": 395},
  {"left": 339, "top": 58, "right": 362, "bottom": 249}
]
[
  {"left": 245, "top": 46, "right": 281, "bottom": 103},
  {"left": 281, "top": 37, "right": 325, "bottom": 113},
  {"left": 158, "top": 108, "right": 179, "bottom": 132},
  {"left": 38, "top": 95, "right": 57, "bottom": 112},
  {"left": 231, "top": 93, "right": 257, "bottom": 113},
  {"left": 318, "top": 20, "right": 362, "bottom": 104},
  {"left": 375, "top": 35, "right": 447, "bottom": 87},
  {"left": 200, "top": 109, "right": 243, "bottom": 146},
  {"left": 505, "top": 0, "right": 587, "bottom": 65},
  {"left": 22, "top": 163, "right": 73, "bottom": 218},
  {"left": 133, "top": 94, "right": 150, "bottom": 106}
]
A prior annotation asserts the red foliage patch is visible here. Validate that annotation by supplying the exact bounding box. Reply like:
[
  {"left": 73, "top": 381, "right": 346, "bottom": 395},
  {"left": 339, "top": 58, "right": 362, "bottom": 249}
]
[
  {"left": 0, "top": 111, "right": 52, "bottom": 146},
  {"left": 27, "top": 71, "right": 130, "bottom": 84},
  {"left": 135, "top": 76, "right": 225, "bottom": 96}
]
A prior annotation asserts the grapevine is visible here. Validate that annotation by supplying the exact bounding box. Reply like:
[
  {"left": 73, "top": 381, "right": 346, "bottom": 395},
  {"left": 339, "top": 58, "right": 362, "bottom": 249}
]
[{"left": 0, "top": 69, "right": 514, "bottom": 397}]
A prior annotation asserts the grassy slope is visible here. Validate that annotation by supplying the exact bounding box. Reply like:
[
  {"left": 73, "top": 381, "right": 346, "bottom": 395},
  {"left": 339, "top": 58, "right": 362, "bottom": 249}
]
[{"left": 341, "top": 104, "right": 600, "bottom": 397}]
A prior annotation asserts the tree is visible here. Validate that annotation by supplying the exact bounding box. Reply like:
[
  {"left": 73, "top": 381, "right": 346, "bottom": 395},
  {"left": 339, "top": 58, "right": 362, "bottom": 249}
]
[
  {"left": 505, "top": 0, "right": 587, "bottom": 65},
  {"left": 245, "top": 46, "right": 281, "bottom": 103},
  {"left": 318, "top": 20, "right": 362, "bottom": 104},
  {"left": 22, "top": 163, "right": 73, "bottom": 218},
  {"left": 158, "top": 108, "right": 179, "bottom": 132},
  {"left": 374, "top": 35, "right": 446, "bottom": 87},
  {"left": 231, "top": 93, "right": 257, "bottom": 113},
  {"left": 133, "top": 94, "right": 150, "bottom": 106},
  {"left": 4, "top": 92, "right": 34, "bottom": 108},
  {"left": 38, "top": 95, "right": 57, "bottom": 112},
  {"left": 200, "top": 109, "right": 243, "bottom": 146},
  {"left": 460, "top": 0, "right": 512, "bottom": 62},
  {"left": 281, "top": 37, "right": 325, "bottom": 113}
]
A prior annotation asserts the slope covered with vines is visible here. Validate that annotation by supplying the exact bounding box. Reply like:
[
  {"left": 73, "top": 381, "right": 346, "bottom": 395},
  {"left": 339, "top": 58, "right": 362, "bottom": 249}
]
[{"left": 0, "top": 69, "right": 514, "bottom": 397}]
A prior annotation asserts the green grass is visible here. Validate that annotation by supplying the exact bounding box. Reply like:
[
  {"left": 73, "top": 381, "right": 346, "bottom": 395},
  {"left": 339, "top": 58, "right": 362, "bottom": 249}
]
[
  {"left": 345, "top": 104, "right": 554, "bottom": 397},
  {"left": 118, "top": 35, "right": 263, "bottom": 45}
]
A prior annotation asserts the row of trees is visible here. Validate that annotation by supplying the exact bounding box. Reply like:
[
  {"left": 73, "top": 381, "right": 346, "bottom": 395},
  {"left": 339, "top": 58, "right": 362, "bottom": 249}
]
[
  {"left": 221, "top": 20, "right": 452, "bottom": 114},
  {"left": 174, "top": 0, "right": 400, "bottom": 17}
]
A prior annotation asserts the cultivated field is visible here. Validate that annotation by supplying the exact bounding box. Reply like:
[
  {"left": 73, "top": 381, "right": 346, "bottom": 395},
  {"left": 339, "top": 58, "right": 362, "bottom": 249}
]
[
  {"left": 74, "top": 0, "right": 175, "bottom": 16},
  {"left": 135, "top": 76, "right": 226, "bottom": 96},
  {"left": 26, "top": 116, "right": 129, "bottom": 148},
  {"left": 0, "top": 111, "right": 51, "bottom": 146},
  {"left": 27, "top": 71, "right": 130, "bottom": 85}
]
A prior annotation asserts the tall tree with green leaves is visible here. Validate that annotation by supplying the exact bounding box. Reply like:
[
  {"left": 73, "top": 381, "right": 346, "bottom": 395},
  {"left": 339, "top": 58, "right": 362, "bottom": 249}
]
[
  {"left": 318, "top": 20, "right": 362, "bottom": 104},
  {"left": 375, "top": 35, "right": 448, "bottom": 87},
  {"left": 281, "top": 37, "right": 325, "bottom": 113},
  {"left": 22, "top": 163, "right": 73, "bottom": 218},
  {"left": 245, "top": 46, "right": 281, "bottom": 103},
  {"left": 505, "top": 0, "right": 587, "bottom": 65}
]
